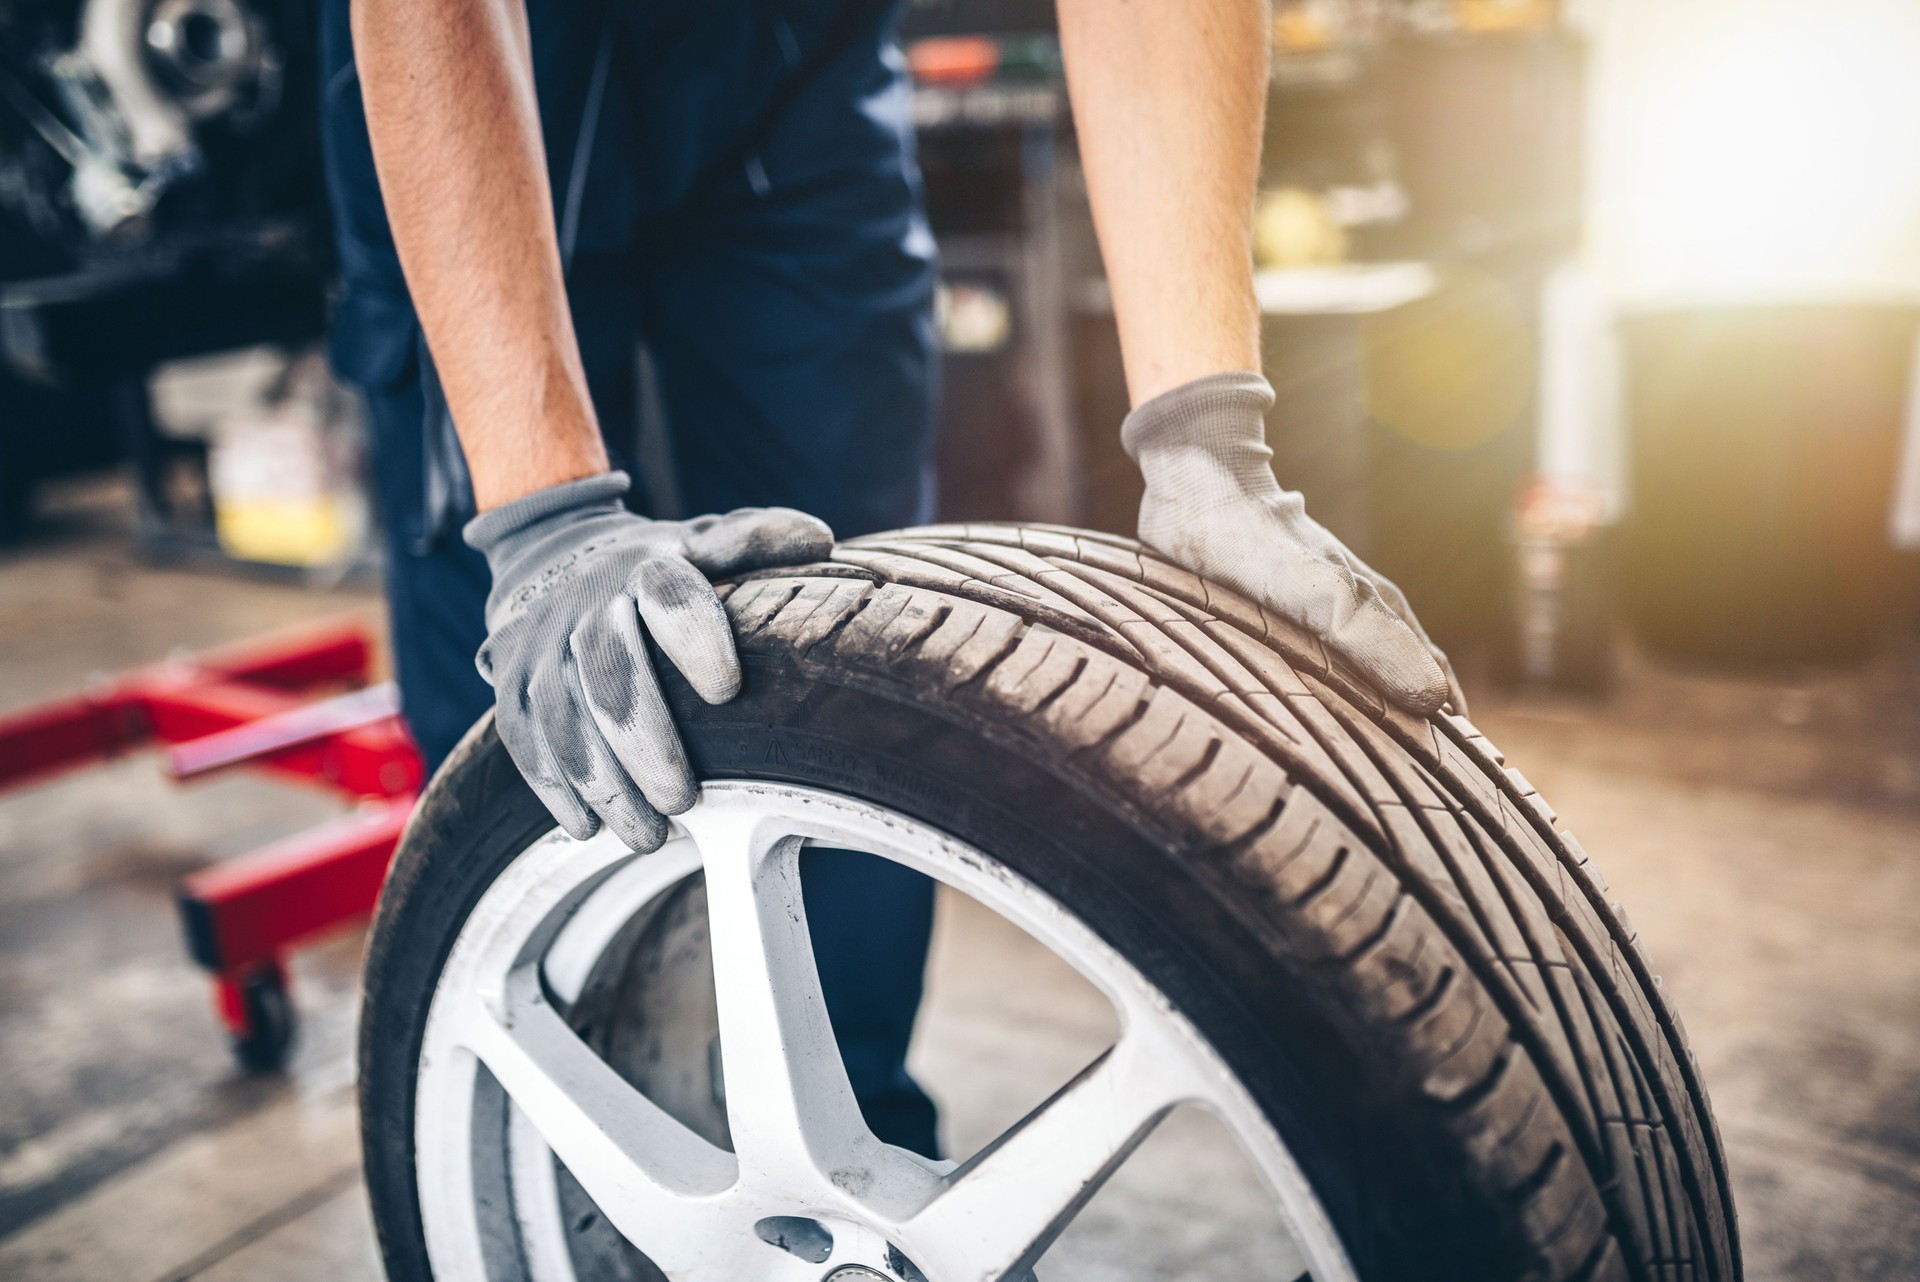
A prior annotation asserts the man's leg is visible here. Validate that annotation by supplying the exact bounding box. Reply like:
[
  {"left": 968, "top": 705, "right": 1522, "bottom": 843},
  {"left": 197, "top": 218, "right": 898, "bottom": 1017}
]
[
  {"left": 360, "top": 379, "right": 497, "bottom": 772},
  {"left": 638, "top": 10, "right": 944, "bottom": 1158}
]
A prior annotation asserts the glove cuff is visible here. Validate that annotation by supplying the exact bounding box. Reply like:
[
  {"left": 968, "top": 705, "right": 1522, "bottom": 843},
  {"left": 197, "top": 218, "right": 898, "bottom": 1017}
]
[
  {"left": 1120, "top": 371, "right": 1276, "bottom": 463},
  {"left": 1123, "top": 372, "right": 1282, "bottom": 506},
  {"left": 463, "top": 471, "right": 632, "bottom": 561}
]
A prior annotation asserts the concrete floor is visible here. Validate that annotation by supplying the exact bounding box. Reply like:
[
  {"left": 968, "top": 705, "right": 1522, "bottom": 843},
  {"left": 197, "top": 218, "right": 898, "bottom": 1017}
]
[{"left": 1, "top": 481, "right": 1917, "bottom": 1280}]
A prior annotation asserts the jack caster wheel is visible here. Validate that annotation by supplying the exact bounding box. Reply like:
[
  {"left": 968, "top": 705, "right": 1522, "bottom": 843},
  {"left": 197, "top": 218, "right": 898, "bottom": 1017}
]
[
  {"left": 359, "top": 524, "right": 1738, "bottom": 1282},
  {"left": 232, "top": 968, "right": 296, "bottom": 1073}
]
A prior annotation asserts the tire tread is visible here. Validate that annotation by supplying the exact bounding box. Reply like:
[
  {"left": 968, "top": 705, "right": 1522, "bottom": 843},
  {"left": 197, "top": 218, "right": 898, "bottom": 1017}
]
[{"left": 725, "top": 525, "right": 1738, "bottom": 1282}]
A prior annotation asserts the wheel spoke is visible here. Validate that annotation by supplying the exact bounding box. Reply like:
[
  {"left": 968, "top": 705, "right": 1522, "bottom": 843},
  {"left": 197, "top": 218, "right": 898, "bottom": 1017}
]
[
  {"left": 458, "top": 984, "right": 737, "bottom": 1268},
  {"left": 900, "top": 1032, "right": 1189, "bottom": 1281},
  {"left": 456, "top": 831, "right": 636, "bottom": 1020},
  {"left": 543, "top": 838, "right": 703, "bottom": 1005},
  {"left": 683, "top": 800, "right": 942, "bottom": 1216},
  {"left": 415, "top": 783, "right": 1357, "bottom": 1282}
]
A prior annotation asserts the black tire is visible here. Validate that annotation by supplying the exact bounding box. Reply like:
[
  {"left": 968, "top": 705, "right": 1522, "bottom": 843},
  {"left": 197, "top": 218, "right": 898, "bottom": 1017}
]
[{"left": 360, "top": 523, "right": 1739, "bottom": 1282}]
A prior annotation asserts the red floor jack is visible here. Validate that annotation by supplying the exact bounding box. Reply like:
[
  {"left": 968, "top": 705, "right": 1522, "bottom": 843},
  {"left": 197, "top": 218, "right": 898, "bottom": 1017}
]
[{"left": 0, "top": 619, "right": 423, "bottom": 1069}]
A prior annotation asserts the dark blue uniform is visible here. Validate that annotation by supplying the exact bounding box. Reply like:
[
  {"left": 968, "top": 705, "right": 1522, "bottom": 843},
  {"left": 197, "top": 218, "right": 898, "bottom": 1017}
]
[{"left": 321, "top": 0, "right": 941, "bottom": 1155}]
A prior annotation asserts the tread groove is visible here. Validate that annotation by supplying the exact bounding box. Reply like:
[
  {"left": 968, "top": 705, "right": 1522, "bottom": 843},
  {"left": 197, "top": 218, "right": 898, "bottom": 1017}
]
[
  {"left": 1423, "top": 732, "right": 1726, "bottom": 1280},
  {"left": 1252, "top": 679, "right": 1641, "bottom": 1269},
  {"left": 1226, "top": 794, "right": 1290, "bottom": 856},
  {"left": 740, "top": 582, "right": 803, "bottom": 634},
  {"left": 1434, "top": 717, "right": 1737, "bottom": 1263},
  {"left": 800, "top": 586, "right": 876, "bottom": 655},
  {"left": 1429, "top": 992, "right": 1488, "bottom": 1072},
  {"left": 1567, "top": 1235, "right": 1620, "bottom": 1282},
  {"left": 1321, "top": 862, "right": 1386, "bottom": 940},
  {"left": 1330, "top": 890, "right": 1408, "bottom": 965},
  {"left": 1073, "top": 695, "right": 1155, "bottom": 761},
  {"left": 1509, "top": 1140, "right": 1570, "bottom": 1206},
  {"left": 946, "top": 629, "right": 1024, "bottom": 696},
  {"left": 1251, "top": 667, "right": 1720, "bottom": 1282},
  {"left": 1572, "top": 968, "right": 1675, "bottom": 1276},
  {"left": 1170, "top": 737, "right": 1224, "bottom": 794},
  {"left": 1285, "top": 843, "right": 1351, "bottom": 909},
  {"left": 890, "top": 603, "right": 953, "bottom": 658},
  {"left": 1027, "top": 655, "right": 1091, "bottom": 718},
  {"left": 1443, "top": 1044, "right": 1515, "bottom": 1115},
  {"left": 1453, "top": 809, "right": 1617, "bottom": 1159},
  {"left": 1394, "top": 964, "right": 1456, "bottom": 1029}
]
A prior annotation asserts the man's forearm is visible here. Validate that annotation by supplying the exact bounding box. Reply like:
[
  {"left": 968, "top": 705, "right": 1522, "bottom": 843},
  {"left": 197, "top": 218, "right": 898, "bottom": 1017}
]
[
  {"left": 352, "top": 0, "right": 606, "bottom": 510},
  {"left": 1057, "top": 0, "right": 1268, "bottom": 407}
]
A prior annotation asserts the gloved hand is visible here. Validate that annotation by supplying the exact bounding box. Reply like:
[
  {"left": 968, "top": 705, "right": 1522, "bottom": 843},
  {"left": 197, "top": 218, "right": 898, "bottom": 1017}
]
[
  {"left": 1124, "top": 371, "right": 1466, "bottom": 717},
  {"left": 465, "top": 471, "right": 833, "bottom": 851}
]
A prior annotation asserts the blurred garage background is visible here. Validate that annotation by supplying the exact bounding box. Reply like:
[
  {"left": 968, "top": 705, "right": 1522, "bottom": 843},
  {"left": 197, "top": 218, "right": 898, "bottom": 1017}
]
[{"left": 1, "top": 0, "right": 1918, "bottom": 1278}]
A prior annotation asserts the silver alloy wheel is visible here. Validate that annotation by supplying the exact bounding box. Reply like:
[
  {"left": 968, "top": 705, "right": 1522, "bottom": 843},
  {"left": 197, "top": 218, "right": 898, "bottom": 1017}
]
[{"left": 412, "top": 781, "right": 1358, "bottom": 1282}]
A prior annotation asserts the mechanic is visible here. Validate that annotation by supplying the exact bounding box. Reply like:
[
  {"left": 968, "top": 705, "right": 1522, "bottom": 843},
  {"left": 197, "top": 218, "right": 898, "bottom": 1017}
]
[{"left": 321, "top": 0, "right": 1462, "bottom": 1161}]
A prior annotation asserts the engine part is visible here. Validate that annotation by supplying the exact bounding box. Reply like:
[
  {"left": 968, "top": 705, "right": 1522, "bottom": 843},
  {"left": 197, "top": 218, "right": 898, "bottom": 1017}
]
[
  {"left": 81, "top": 0, "right": 191, "bottom": 165},
  {"left": 1, "top": 0, "right": 289, "bottom": 242},
  {"left": 144, "top": 0, "right": 270, "bottom": 119}
]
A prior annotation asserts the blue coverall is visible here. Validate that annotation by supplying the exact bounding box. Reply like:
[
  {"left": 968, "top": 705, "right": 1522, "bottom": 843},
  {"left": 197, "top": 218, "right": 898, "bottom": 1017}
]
[{"left": 320, "top": 0, "right": 942, "bottom": 1155}]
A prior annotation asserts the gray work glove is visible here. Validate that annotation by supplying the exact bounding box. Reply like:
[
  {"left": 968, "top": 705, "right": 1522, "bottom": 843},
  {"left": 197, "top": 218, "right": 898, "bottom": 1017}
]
[
  {"left": 1124, "top": 371, "right": 1467, "bottom": 717},
  {"left": 465, "top": 471, "right": 833, "bottom": 850}
]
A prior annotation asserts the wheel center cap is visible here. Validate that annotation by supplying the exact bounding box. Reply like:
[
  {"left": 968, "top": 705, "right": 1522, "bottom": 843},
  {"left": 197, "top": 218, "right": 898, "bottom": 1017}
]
[{"left": 822, "top": 1268, "right": 890, "bottom": 1282}]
